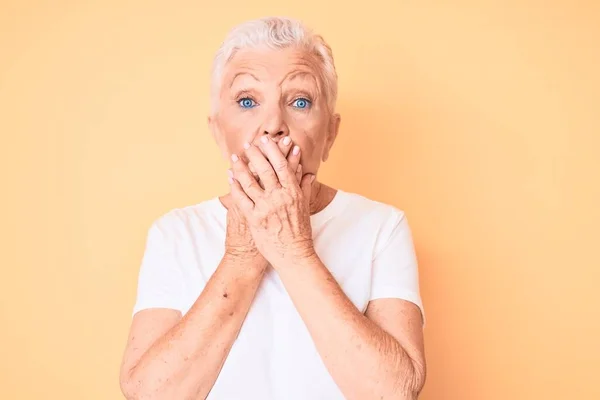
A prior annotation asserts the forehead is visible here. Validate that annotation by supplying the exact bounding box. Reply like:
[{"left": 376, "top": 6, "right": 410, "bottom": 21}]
[{"left": 223, "top": 47, "right": 323, "bottom": 88}]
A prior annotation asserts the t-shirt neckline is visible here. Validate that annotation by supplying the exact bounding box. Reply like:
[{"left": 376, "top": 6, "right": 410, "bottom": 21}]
[{"left": 212, "top": 188, "right": 349, "bottom": 226}]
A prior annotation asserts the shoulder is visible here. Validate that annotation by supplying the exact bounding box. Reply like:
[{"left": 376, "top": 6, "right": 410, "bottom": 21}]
[
  {"left": 146, "top": 197, "right": 225, "bottom": 240},
  {"left": 339, "top": 190, "right": 408, "bottom": 226},
  {"left": 336, "top": 190, "right": 412, "bottom": 251}
]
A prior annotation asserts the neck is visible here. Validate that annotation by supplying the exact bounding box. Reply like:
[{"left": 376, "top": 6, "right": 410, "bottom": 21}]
[
  {"left": 308, "top": 180, "right": 334, "bottom": 215},
  {"left": 220, "top": 180, "right": 336, "bottom": 215}
]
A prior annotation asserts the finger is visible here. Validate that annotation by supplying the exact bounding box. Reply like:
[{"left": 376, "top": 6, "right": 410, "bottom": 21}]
[
  {"left": 300, "top": 173, "right": 315, "bottom": 205},
  {"left": 287, "top": 144, "right": 301, "bottom": 182},
  {"left": 258, "top": 136, "right": 295, "bottom": 187},
  {"left": 244, "top": 141, "right": 280, "bottom": 190},
  {"left": 228, "top": 171, "right": 254, "bottom": 213},
  {"left": 230, "top": 154, "right": 263, "bottom": 201},
  {"left": 295, "top": 163, "right": 303, "bottom": 183},
  {"left": 277, "top": 136, "right": 300, "bottom": 183},
  {"left": 278, "top": 136, "right": 294, "bottom": 158},
  {"left": 247, "top": 162, "right": 263, "bottom": 188},
  {"left": 253, "top": 138, "right": 291, "bottom": 189}
]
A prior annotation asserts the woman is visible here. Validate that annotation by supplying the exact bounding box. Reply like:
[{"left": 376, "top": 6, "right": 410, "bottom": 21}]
[{"left": 120, "top": 16, "right": 426, "bottom": 400}]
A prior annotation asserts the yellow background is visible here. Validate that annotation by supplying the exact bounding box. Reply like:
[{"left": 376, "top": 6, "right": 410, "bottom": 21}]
[{"left": 1, "top": 1, "right": 599, "bottom": 399}]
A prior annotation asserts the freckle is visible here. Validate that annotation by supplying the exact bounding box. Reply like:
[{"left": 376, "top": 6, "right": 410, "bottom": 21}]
[
  {"left": 223, "top": 293, "right": 228, "bottom": 298},
  {"left": 229, "top": 312, "right": 234, "bottom": 316}
]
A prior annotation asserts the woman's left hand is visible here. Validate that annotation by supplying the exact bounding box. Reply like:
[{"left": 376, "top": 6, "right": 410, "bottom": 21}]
[{"left": 229, "top": 136, "right": 316, "bottom": 268}]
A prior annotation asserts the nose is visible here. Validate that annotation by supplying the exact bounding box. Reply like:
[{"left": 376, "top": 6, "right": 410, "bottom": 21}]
[{"left": 260, "top": 104, "right": 289, "bottom": 142}]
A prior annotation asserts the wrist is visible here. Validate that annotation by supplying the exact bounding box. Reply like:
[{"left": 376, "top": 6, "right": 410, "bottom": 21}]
[
  {"left": 223, "top": 250, "right": 268, "bottom": 273},
  {"left": 277, "top": 242, "right": 319, "bottom": 270}
]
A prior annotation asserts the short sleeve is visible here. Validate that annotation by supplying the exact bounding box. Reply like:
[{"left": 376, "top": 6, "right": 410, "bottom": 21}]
[
  {"left": 370, "top": 211, "right": 425, "bottom": 323},
  {"left": 132, "top": 220, "right": 185, "bottom": 316}
]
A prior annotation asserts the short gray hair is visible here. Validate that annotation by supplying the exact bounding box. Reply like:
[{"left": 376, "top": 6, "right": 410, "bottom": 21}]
[{"left": 210, "top": 17, "right": 338, "bottom": 115}]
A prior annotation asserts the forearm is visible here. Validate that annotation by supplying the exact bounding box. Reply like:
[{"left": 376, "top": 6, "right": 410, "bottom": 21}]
[
  {"left": 277, "top": 254, "right": 423, "bottom": 400},
  {"left": 126, "top": 254, "right": 266, "bottom": 399}
]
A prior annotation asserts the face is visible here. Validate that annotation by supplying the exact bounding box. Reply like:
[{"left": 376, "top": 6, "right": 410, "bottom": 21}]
[{"left": 208, "top": 46, "right": 340, "bottom": 176}]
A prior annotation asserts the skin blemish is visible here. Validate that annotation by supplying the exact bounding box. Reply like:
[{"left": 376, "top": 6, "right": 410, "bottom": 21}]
[
  {"left": 223, "top": 293, "right": 228, "bottom": 298},
  {"left": 211, "top": 47, "right": 338, "bottom": 175}
]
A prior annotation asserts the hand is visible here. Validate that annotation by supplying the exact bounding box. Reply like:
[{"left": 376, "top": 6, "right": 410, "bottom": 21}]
[
  {"left": 224, "top": 196, "right": 263, "bottom": 262},
  {"left": 225, "top": 137, "right": 304, "bottom": 266},
  {"left": 247, "top": 136, "right": 304, "bottom": 188},
  {"left": 229, "top": 136, "right": 316, "bottom": 268}
]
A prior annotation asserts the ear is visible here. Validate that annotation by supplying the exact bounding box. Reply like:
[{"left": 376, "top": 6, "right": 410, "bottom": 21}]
[
  {"left": 208, "top": 114, "right": 229, "bottom": 160},
  {"left": 322, "top": 113, "right": 341, "bottom": 162}
]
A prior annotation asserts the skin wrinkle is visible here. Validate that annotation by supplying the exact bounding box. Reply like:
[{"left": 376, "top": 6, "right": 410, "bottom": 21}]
[
  {"left": 210, "top": 46, "right": 340, "bottom": 218},
  {"left": 230, "top": 69, "right": 319, "bottom": 98},
  {"left": 211, "top": 47, "right": 333, "bottom": 174},
  {"left": 229, "top": 71, "right": 261, "bottom": 87},
  {"left": 120, "top": 37, "right": 424, "bottom": 400}
]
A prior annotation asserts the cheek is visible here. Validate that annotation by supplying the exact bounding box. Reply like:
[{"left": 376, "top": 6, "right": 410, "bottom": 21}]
[
  {"left": 218, "top": 107, "right": 258, "bottom": 154},
  {"left": 287, "top": 116, "right": 327, "bottom": 164}
]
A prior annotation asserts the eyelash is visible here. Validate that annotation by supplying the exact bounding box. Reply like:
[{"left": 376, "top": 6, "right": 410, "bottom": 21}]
[
  {"left": 237, "top": 97, "right": 257, "bottom": 109},
  {"left": 235, "top": 96, "right": 313, "bottom": 110},
  {"left": 291, "top": 97, "right": 312, "bottom": 109}
]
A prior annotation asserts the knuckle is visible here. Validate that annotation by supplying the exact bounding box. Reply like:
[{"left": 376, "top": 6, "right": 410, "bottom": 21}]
[
  {"left": 277, "top": 190, "right": 293, "bottom": 205},
  {"left": 241, "top": 180, "right": 255, "bottom": 191},
  {"left": 272, "top": 191, "right": 284, "bottom": 203},
  {"left": 254, "top": 209, "right": 267, "bottom": 221},
  {"left": 252, "top": 161, "right": 269, "bottom": 173},
  {"left": 248, "top": 181, "right": 261, "bottom": 191},
  {"left": 287, "top": 185, "right": 299, "bottom": 197},
  {"left": 272, "top": 159, "right": 288, "bottom": 171},
  {"left": 257, "top": 166, "right": 272, "bottom": 176}
]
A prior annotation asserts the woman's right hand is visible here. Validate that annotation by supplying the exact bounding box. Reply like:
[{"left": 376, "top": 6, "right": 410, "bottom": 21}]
[
  {"left": 224, "top": 197, "right": 262, "bottom": 261},
  {"left": 248, "top": 136, "right": 304, "bottom": 189},
  {"left": 224, "top": 136, "right": 302, "bottom": 265}
]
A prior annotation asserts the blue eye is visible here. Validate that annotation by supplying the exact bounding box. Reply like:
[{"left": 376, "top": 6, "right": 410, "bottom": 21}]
[
  {"left": 238, "top": 98, "right": 257, "bottom": 108},
  {"left": 292, "top": 98, "right": 311, "bottom": 109}
]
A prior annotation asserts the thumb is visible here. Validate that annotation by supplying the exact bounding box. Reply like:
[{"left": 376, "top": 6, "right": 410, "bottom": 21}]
[{"left": 300, "top": 173, "right": 316, "bottom": 203}]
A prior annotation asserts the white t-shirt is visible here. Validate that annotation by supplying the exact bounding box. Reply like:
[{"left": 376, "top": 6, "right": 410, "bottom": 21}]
[{"left": 133, "top": 189, "right": 424, "bottom": 400}]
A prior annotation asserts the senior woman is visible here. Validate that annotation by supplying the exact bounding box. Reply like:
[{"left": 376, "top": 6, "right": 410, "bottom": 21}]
[{"left": 120, "top": 16, "right": 426, "bottom": 400}]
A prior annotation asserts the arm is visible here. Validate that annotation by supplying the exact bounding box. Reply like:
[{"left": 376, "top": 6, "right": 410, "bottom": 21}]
[
  {"left": 120, "top": 137, "right": 303, "bottom": 399},
  {"left": 119, "top": 253, "right": 266, "bottom": 400},
  {"left": 228, "top": 137, "right": 426, "bottom": 399},
  {"left": 277, "top": 255, "right": 426, "bottom": 400}
]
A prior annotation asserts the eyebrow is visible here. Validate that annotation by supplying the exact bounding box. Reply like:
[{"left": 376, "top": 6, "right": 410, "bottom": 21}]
[
  {"left": 283, "top": 70, "right": 315, "bottom": 83},
  {"left": 281, "top": 71, "right": 321, "bottom": 95},
  {"left": 229, "top": 72, "right": 261, "bottom": 88}
]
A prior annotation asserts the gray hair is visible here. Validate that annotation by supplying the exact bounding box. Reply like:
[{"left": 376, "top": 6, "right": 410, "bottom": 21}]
[{"left": 210, "top": 17, "right": 338, "bottom": 115}]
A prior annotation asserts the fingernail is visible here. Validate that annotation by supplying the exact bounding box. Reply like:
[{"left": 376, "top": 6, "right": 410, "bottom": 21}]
[
  {"left": 310, "top": 174, "right": 316, "bottom": 183},
  {"left": 260, "top": 136, "right": 269, "bottom": 144},
  {"left": 283, "top": 136, "right": 291, "bottom": 146},
  {"left": 231, "top": 154, "right": 239, "bottom": 163},
  {"left": 243, "top": 142, "right": 250, "bottom": 150},
  {"left": 228, "top": 176, "right": 234, "bottom": 184},
  {"left": 227, "top": 169, "right": 233, "bottom": 178},
  {"left": 292, "top": 145, "right": 300, "bottom": 156}
]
